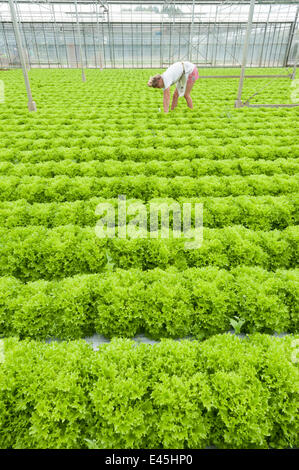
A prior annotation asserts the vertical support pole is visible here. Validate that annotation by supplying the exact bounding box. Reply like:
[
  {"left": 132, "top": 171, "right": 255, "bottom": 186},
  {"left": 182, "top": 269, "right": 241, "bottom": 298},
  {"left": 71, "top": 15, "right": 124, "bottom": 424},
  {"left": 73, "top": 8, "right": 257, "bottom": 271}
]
[
  {"left": 291, "top": 8, "right": 299, "bottom": 79},
  {"left": 168, "top": 0, "right": 173, "bottom": 64},
  {"left": 291, "top": 40, "right": 298, "bottom": 79},
  {"left": 170, "top": 0, "right": 175, "bottom": 64},
  {"left": 51, "top": 2, "right": 61, "bottom": 68},
  {"left": 284, "top": 5, "right": 299, "bottom": 70},
  {"left": 161, "top": 2, "right": 164, "bottom": 67},
  {"left": 212, "top": 4, "right": 218, "bottom": 66},
  {"left": 8, "top": 0, "right": 36, "bottom": 111},
  {"left": 259, "top": 4, "right": 271, "bottom": 67},
  {"left": 235, "top": 0, "right": 255, "bottom": 108},
  {"left": 106, "top": 5, "right": 114, "bottom": 67},
  {"left": 15, "top": 0, "right": 30, "bottom": 70},
  {"left": 188, "top": 0, "right": 195, "bottom": 61},
  {"left": 74, "top": 0, "right": 86, "bottom": 82},
  {"left": 291, "top": 61, "right": 297, "bottom": 80},
  {"left": 95, "top": 2, "right": 103, "bottom": 70}
]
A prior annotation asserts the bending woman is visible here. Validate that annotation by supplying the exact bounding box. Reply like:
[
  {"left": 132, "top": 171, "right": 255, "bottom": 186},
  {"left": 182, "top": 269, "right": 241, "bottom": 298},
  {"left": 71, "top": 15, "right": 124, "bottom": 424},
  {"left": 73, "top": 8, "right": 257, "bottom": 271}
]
[{"left": 147, "top": 61, "right": 199, "bottom": 113}]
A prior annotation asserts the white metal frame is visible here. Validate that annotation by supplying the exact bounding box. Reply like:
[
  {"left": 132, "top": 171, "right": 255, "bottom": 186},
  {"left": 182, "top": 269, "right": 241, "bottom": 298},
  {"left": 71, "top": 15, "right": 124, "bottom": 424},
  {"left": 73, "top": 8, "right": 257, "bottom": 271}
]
[
  {"left": 74, "top": 0, "right": 86, "bottom": 81},
  {"left": 4, "top": 1, "right": 299, "bottom": 110},
  {"left": 8, "top": 0, "right": 36, "bottom": 110},
  {"left": 235, "top": 0, "right": 299, "bottom": 108}
]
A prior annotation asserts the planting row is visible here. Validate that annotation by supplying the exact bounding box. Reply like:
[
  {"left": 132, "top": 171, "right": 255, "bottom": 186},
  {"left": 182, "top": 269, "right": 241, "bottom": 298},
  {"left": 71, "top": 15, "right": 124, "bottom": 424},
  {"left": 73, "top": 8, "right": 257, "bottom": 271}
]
[
  {"left": 2, "top": 85, "right": 297, "bottom": 114},
  {"left": 2, "top": 81, "right": 295, "bottom": 107},
  {"left": 2, "top": 106, "right": 297, "bottom": 121},
  {"left": 0, "top": 123, "right": 297, "bottom": 136},
  {"left": 0, "top": 175, "right": 298, "bottom": 203},
  {"left": 1, "top": 126, "right": 299, "bottom": 142},
  {"left": 0, "top": 195, "right": 297, "bottom": 231},
  {"left": 1, "top": 144, "right": 297, "bottom": 164},
  {"left": 0, "top": 334, "right": 298, "bottom": 449},
  {"left": 1, "top": 135, "right": 298, "bottom": 151},
  {"left": 0, "top": 158, "right": 298, "bottom": 178},
  {"left": 1, "top": 115, "right": 298, "bottom": 134},
  {"left": 2, "top": 88, "right": 295, "bottom": 108},
  {"left": 0, "top": 266, "right": 297, "bottom": 340},
  {"left": 0, "top": 225, "right": 297, "bottom": 281}
]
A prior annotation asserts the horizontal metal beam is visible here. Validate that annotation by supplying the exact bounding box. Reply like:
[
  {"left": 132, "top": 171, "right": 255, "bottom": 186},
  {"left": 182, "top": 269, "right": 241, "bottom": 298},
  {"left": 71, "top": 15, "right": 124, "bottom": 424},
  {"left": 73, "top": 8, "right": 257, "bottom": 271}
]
[
  {"left": 198, "top": 74, "right": 293, "bottom": 78},
  {"left": 0, "top": 1, "right": 298, "bottom": 3},
  {"left": 0, "top": 21, "right": 294, "bottom": 26},
  {"left": 0, "top": 0, "right": 298, "bottom": 4}
]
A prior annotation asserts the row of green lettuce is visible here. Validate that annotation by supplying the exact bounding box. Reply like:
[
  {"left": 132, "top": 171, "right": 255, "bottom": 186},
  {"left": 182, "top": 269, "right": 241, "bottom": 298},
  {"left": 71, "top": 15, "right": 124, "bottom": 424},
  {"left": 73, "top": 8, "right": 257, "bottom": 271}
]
[
  {"left": 0, "top": 195, "right": 297, "bottom": 230},
  {"left": 1, "top": 111, "right": 297, "bottom": 129},
  {"left": 0, "top": 125, "right": 297, "bottom": 139},
  {"left": 0, "top": 175, "right": 298, "bottom": 203},
  {"left": 0, "top": 158, "right": 297, "bottom": 178},
  {"left": 0, "top": 133, "right": 298, "bottom": 150},
  {"left": 0, "top": 90, "right": 297, "bottom": 116},
  {"left": 1, "top": 109, "right": 297, "bottom": 127},
  {"left": 0, "top": 144, "right": 298, "bottom": 163},
  {"left": 1, "top": 103, "right": 296, "bottom": 117},
  {"left": 0, "top": 334, "right": 298, "bottom": 449},
  {"left": 0, "top": 225, "right": 297, "bottom": 281},
  {"left": 1, "top": 79, "right": 296, "bottom": 106},
  {"left": 22, "top": 92, "right": 290, "bottom": 106},
  {"left": 0, "top": 266, "right": 298, "bottom": 340}
]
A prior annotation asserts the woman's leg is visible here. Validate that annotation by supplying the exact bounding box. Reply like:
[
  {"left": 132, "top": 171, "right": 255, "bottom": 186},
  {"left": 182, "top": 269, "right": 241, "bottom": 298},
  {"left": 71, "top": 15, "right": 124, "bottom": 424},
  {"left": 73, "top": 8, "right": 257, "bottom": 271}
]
[
  {"left": 184, "top": 79, "right": 195, "bottom": 109},
  {"left": 171, "top": 88, "right": 179, "bottom": 110},
  {"left": 184, "top": 68, "right": 199, "bottom": 109}
]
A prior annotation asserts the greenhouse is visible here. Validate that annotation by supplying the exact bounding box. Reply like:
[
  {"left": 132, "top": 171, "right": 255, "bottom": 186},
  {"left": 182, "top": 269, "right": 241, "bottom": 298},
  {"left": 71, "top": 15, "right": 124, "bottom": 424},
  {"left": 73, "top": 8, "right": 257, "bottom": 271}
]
[
  {"left": 0, "top": 0, "right": 298, "bottom": 454},
  {"left": 0, "top": 0, "right": 299, "bottom": 69}
]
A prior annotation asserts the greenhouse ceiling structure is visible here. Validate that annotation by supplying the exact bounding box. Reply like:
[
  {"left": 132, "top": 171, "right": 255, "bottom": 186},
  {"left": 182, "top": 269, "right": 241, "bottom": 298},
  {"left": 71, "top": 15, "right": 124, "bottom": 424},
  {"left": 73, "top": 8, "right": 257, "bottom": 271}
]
[{"left": 0, "top": 0, "right": 298, "bottom": 69}]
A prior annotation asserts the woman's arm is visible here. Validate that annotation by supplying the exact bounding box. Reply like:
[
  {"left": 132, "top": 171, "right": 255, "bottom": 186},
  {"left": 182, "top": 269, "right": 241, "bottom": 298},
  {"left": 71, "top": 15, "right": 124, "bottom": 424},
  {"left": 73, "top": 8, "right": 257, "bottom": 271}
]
[{"left": 163, "top": 88, "right": 170, "bottom": 113}]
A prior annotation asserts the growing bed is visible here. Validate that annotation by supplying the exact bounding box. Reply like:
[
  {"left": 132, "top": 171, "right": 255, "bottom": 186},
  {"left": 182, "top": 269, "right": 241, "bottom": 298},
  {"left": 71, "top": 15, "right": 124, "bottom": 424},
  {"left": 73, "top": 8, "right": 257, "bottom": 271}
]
[{"left": 0, "top": 68, "right": 298, "bottom": 449}]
